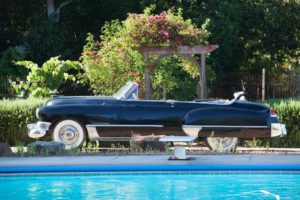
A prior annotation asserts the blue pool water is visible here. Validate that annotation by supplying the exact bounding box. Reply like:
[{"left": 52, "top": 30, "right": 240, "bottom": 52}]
[{"left": 0, "top": 172, "right": 299, "bottom": 200}]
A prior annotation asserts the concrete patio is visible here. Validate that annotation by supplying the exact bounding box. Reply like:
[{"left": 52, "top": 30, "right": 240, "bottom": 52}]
[{"left": 1, "top": 154, "right": 300, "bottom": 173}]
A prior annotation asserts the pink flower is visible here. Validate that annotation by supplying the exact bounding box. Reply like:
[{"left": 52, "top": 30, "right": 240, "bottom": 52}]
[
  {"left": 164, "top": 32, "right": 170, "bottom": 38},
  {"left": 160, "top": 11, "right": 167, "bottom": 16}
]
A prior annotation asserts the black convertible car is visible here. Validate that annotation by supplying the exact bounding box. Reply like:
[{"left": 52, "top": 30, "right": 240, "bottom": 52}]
[{"left": 28, "top": 81, "right": 286, "bottom": 151}]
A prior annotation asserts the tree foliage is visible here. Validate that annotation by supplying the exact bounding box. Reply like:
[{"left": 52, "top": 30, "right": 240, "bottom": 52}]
[
  {"left": 141, "top": 0, "right": 300, "bottom": 75},
  {"left": 0, "top": 47, "right": 27, "bottom": 76},
  {"left": 81, "top": 8, "right": 210, "bottom": 98},
  {"left": 13, "top": 57, "right": 82, "bottom": 98}
]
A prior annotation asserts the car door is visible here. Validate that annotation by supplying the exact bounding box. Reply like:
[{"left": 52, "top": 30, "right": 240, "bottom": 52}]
[{"left": 117, "top": 99, "right": 186, "bottom": 136}]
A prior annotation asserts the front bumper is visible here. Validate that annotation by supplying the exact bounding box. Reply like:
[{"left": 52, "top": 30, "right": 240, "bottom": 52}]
[
  {"left": 271, "top": 123, "right": 287, "bottom": 137},
  {"left": 27, "top": 121, "right": 51, "bottom": 139}
]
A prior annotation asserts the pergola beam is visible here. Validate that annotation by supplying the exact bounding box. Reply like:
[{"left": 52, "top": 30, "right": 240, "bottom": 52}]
[{"left": 141, "top": 45, "right": 218, "bottom": 55}]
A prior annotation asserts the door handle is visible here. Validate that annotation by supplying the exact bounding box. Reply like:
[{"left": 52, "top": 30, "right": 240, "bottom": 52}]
[{"left": 166, "top": 100, "right": 176, "bottom": 108}]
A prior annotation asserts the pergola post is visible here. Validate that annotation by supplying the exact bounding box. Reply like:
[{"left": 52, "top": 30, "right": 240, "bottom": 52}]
[
  {"left": 144, "top": 55, "right": 151, "bottom": 99},
  {"left": 200, "top": 53, "right": 206, "bottom": 99},
  {"left": 145, "top": 66, "right": 151, "bottom": 99}
]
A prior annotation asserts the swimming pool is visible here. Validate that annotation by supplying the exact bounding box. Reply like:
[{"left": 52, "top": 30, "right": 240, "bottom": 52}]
[{"left": 1, "top": 172, "right": 299, "bottom": 200}]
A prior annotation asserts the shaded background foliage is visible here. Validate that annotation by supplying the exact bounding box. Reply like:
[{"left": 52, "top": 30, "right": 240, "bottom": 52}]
[
  {"left": 0, "top": 0, "right": 299, "bottom": 99},
  {"left": 142, "top": 0, "right": 299, "bottom": 76},
  {"left": 0, "top": 0, "right": 298, "bottom": 73}
]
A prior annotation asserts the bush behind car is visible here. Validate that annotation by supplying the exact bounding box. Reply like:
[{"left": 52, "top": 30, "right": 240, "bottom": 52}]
[
  {"left": 0, "top": 98, "right": 299, "bottom": 147},
  {"left": 0, "top": 98, "right": 47, "bottom": 145},
  {"left": 260, "top": 99, "right": 300, "bottom": 148}
]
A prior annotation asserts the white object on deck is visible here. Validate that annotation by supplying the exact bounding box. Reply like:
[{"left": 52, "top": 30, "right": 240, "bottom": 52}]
[{"left": 159, "top": 136, "right": 197, "bottom": 160}]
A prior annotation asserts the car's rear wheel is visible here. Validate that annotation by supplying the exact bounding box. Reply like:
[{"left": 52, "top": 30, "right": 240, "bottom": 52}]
[
  {"left": 205, "top": 137, "right": 239, "bottom": 152},
  {"left": 51, "top": 119, "right": 86, "bottom": 149}
]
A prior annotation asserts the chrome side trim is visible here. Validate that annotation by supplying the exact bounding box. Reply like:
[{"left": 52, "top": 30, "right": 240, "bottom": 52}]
[
  {"left": 182, "top": 125, "right": 268, "bottom": 129},
  {"left": 86, "top": 126, "right": 132, "bottom": 141},
  {"left": 86, "top": 126, "right": 100, "bottom": 141},
  {"left": 98, "top": 137, "right": 131, "bottom": 142},
  {"left": 182, "top": 127, "right": 201, "bottom": 137},
  {"left": 182, "top": 125, "right": 269, "bottom": 137},
  {"left": 86, "top": 124, "right": 164, "bottom": 128}
]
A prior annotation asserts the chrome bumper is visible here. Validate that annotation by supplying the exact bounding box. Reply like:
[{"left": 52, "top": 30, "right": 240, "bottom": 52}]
[
  {"left": 27, "top": 122, "right": 51, "bottom": 139},
  {"left": 271, "top": 123, "right": 287, "bottom": 137}
]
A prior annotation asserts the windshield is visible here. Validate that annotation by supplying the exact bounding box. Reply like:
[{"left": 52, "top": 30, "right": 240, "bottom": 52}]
[{"left": 113, "top": 82, "right": 139, "bottom": 100}]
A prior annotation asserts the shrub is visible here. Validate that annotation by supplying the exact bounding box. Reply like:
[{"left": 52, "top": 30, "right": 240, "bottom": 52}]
[
  {"left": 81, "top": 7, "right": 211, "bottom": 98},
  {"left": 260, "top": 99, "right": 300, "bottom": 148},
  {"left": 0, "top": 98, "right": 48, "bottom": 145},
  {"left": 13, "top": 57, "right": 82, "bottom": 98}
]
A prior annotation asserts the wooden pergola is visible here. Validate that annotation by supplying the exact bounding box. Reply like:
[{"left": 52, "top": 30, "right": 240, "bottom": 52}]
[{"left": 140, "top": 45, "right": 218, "bottom": 99}]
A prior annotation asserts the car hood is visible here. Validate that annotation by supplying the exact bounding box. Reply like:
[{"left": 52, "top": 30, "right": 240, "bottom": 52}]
[{"left": 46, "top": 96, "right": 116, "bottom": 106}]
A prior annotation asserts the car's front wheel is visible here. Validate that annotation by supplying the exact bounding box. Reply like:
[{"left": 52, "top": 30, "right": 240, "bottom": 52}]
[
  {"left": 51, "top": 119, "right": 86, "bottom": 149},
  {"left": 205, "top": 137, "right": 239, "bottom": 152}
]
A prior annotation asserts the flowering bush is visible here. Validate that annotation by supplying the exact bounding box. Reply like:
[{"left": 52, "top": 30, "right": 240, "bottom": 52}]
[
  {"left": 125, "top": 10, "right": 209, "bottom": 47},
  {"left": 82, "top": 8, "right": 211, "bottom": 97}
]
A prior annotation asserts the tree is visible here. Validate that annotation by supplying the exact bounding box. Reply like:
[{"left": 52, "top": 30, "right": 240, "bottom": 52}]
[
  {"left": 140, "top": 0, "right": 300, "bottom": 75},
  {"left": 81, "top": 8, "right": 211, "bottom": 99}
]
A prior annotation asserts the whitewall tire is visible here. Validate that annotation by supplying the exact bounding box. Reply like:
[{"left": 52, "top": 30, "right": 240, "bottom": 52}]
[
  {"left": 52, "top": 119, "right": 86, "bottom": 149},
  {"left": 205, "top": 137, "right": 239, "bottom": 152}
]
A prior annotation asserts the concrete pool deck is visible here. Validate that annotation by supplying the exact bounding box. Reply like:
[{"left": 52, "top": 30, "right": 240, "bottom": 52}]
[{"left": 1, "top": 154, "right": 300, "bottom": 173}]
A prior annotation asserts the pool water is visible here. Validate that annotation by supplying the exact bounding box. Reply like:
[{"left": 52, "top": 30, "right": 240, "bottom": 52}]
[{"left": 0, "top": 172, "right": 299, "bottom": 200}]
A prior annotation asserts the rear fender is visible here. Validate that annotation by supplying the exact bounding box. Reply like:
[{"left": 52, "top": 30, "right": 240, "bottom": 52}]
[{"left": 182, "top": 107, "right": 269, "bottom": 137}]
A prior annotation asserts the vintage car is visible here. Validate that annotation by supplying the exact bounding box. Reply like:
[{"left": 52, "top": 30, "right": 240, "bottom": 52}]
[{"left": 28, "top": 81, "right": 287, "bottom": 151}]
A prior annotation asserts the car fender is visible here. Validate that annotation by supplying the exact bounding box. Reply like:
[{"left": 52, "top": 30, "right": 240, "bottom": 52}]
[{"left": 182, "top": 106, "right": 269, "bottom": 137}]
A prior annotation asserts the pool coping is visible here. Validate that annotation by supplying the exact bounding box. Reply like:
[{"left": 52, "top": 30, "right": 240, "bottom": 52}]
[{"left": 1, "top": 154, "right": 300, "bottom": 173}]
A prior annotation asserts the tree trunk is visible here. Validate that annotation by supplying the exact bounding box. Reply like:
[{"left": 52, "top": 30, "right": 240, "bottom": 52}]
[
  {"left": 47, "top": 0, "right": 73, "bottom": 21},
  {"left": 47, "top": 0, "right": 55, "bottom": 19}
]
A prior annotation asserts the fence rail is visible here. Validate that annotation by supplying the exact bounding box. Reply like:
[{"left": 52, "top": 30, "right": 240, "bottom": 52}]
[
  {"left": 1, "top": 72, "right": 300, "bottom": 100},
  {"left": 208, "top": 72, "right": 300, "bottom": 100},
  {"left": 0, "top": 76, "right": 11, "bottom": 98}
]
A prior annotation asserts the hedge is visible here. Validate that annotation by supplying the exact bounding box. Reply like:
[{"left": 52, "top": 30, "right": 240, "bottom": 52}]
[
  {"left": 0, "top": 98, "right": 299, "bottom": 147},
  {"left": 0, "top": 98, "right": 48, "bottom": 145},
  {"left": 259, "top": 99, "right": 300, "bottom": 148}
]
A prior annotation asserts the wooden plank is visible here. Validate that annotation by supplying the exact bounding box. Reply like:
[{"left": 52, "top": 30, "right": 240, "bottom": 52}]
[
  {"left": 141, "top": 45, "right": 218, "bottom": 55},
  {"left": 200, "top": 53, "right": 206, "bottom": 99},
  {"left": 262, "top": 68, "right": 265, "bottom": 101},
  {"left": 144, "top": 53, "right": 151, "bottom": 99}
]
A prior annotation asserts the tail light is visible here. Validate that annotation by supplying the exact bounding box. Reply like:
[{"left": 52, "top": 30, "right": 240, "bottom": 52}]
[{"left": 270, "top": 108, "right": 277, "bottom": 117}]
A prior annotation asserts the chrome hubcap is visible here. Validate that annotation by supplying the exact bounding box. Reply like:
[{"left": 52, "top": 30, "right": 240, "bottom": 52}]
[
  {"left": 217, "top": 137, "right": 234, "bottom": 147},
  {"left": 207, "top": 137, "right": 238, "bottom": 151},
  {"left": 58, "top": 125, "right": 79, "bottom": 145}
]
